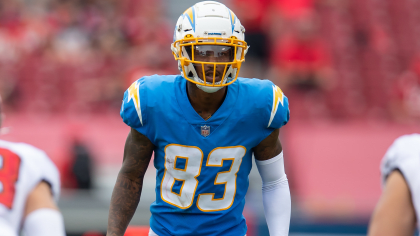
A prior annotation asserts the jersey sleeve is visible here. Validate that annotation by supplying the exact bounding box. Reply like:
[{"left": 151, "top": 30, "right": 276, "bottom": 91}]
[
  {"left": 380, "top": 134, "right": 420, "bottom": 222},
  {"left": 39, "top": 152, "right": 61, "bottom": 202},
  {"left": 266, "top": 84, "right": 290, "bottom": 129},
  {"left": 381, "top": 134, "right": 420, "bottom": 192},
  {"left": 21, "top": 144, "right": 61, "bottom": 202},
  {"left": 120, "top": 78, "right": 149, "bottom": 137},
  {"left": 0, "top": 218, "right": 16, "bottom": 236},
  {"left": 381, "top": 134, "right": 420, "bottom": 183}
]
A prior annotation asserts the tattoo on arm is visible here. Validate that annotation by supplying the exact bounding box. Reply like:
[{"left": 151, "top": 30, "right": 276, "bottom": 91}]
[
  {"left": 253, "top": 129, "right": 282, "bottom": 161},
  {"left": 107, "top": 128, "right": 154, "bottom": 236}
]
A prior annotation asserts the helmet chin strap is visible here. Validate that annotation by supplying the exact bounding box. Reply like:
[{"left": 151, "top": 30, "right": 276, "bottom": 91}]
[{"left": 196, "top": 84, "right": 223, "bottom": 93}]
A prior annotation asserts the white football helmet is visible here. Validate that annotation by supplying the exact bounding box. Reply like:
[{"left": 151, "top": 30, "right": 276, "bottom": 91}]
[{"left": 171, "top": 1, "right": 248, "bottom": 93}]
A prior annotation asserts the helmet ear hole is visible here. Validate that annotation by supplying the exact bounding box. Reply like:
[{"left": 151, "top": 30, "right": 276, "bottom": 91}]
[{"left": 188, "top": 71, "right": 194, "bottom": 78}]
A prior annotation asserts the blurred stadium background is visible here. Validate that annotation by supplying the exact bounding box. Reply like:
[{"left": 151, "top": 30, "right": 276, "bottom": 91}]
[{"left": 0, "top": 0, "right": 420, "bottom": 235}]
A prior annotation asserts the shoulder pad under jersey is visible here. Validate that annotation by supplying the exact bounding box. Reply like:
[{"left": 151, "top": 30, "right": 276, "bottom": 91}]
[
  {"left": 22, "top": 143, "right": 60, "bottom": 201},
  {"left": 120, "top": 75, "right": 176, "bottom": 138},
  {"left": 266, "top": 82, "right": 289, "bottom": 129},
  {"left": 237, "top": 78, "right": 290, "bottom": 130},
  {"left": 120, "top": 77, "right": 148, "bottom": 133}
]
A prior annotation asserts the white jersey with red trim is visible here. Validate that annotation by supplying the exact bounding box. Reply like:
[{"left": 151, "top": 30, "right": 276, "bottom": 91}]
[
  {"left": 381, "top": 133, "right": 420, "bottom": 230},
  {"left": 0, "top": 140, "right": 60, "bottom": 233}
]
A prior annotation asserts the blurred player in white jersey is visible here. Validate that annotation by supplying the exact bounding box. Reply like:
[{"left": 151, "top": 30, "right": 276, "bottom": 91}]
[
  {"left": 368, "top": 134, "right": 420, "bottom": 236},
  {"left": 0, "top": 96, "right": 65, "bottom": 236}
]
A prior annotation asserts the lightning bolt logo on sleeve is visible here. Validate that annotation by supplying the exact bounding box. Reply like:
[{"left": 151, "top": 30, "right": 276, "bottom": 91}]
[
  {"left": 267, "top": 85, "right": 284, "bottom": 128},
  {"left": 127, "top": 81, "right": 143, "bottom": 125}
]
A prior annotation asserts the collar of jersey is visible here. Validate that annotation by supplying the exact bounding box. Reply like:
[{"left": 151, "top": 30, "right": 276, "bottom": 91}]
[{"left": 175, "top": 75, "right": 239, "bottom": 125}]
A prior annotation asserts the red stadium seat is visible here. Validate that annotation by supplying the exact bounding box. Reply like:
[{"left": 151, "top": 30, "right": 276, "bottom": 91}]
[{"left": 125, "top": 226, "right": 150, "bottom": 236}]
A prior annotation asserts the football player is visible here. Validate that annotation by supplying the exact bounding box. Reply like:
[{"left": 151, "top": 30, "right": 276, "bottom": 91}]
[
  {"left": 107, "top": 1, "right": 291, "bottom": 236},
  {"left": 368, "top": 134, "right": 420, "bottom": 236},
  {"left": 0, "top": 96, "right": 66, "bottom": 236}
]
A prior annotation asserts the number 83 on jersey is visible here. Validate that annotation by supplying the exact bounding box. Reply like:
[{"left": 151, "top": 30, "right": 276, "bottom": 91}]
[{"left": 161, "top": 144, "right": 246, "bottom": 212}]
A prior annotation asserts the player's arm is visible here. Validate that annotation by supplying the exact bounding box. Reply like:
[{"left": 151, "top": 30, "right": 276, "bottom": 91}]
[
  {"left": 253, "top": 128, "right": 291, "bottom": 236},
  {"left": 23, "top": 181, "right": 65, "bottom": 236},
  {"left": 368, "top": 170, "right": 416, "bottom": 236},
  {"left": 107, "top": 128, "right": 154, "bottom": 236}
]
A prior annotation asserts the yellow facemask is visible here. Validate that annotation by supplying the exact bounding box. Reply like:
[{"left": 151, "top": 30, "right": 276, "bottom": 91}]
[{"left": 172, "top": 36, "right": 248, "bottom": 87}]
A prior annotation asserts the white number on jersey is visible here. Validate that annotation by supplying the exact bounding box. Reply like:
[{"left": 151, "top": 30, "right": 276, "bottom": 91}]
[
  {"left": 160, "top": 144, "right": 246, "bottom": 211},
  {"left": 161, "top": 144, "right": 203, "bottom": 209}
]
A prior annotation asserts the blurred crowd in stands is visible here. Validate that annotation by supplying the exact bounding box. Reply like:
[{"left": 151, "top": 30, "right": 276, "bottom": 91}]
[
  {"left": 0, "top": 0, "right": 174, "bottom": 115},
  {"left": 0, "top": 0, "right": 419, "bottom": 123}
]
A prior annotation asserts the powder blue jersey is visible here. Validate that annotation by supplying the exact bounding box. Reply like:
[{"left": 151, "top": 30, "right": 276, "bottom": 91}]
[{"left": 120, "top": 75, "right": 289, "bottom": 236}]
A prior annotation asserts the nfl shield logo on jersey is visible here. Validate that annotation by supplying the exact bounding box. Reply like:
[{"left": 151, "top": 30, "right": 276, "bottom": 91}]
[{"left": 201, "top": 125, "right": 210, "bottom": 137}]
